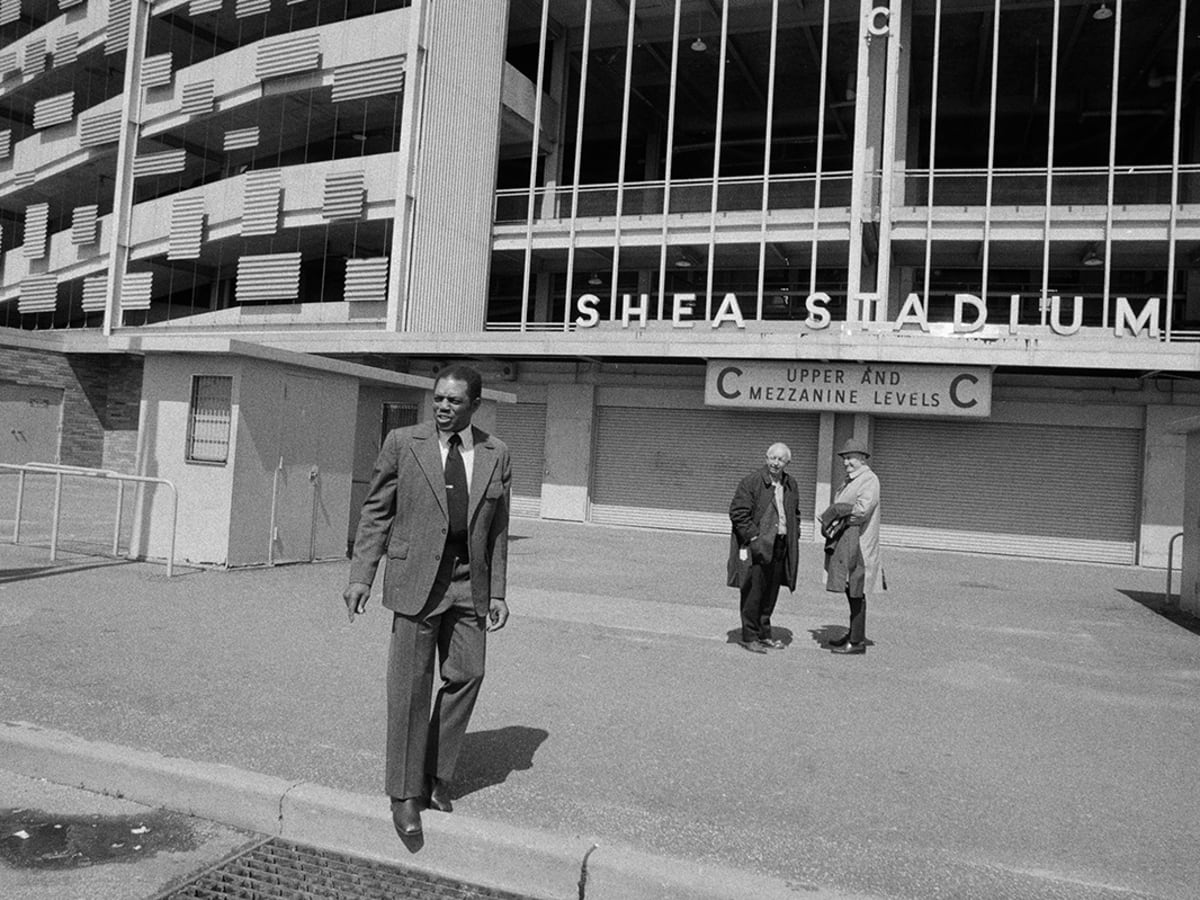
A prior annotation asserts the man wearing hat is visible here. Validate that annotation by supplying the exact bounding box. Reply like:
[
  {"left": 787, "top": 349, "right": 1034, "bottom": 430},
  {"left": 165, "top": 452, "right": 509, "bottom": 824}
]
[{"left": 823, "top": 437, "right": 883, "bottom": 654}]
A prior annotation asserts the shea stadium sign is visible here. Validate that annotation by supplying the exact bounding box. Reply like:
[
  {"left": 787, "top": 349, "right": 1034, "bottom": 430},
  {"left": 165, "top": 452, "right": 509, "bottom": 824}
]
[{"left": 573, "top": 290, "right": 1164, "bottom": 339}]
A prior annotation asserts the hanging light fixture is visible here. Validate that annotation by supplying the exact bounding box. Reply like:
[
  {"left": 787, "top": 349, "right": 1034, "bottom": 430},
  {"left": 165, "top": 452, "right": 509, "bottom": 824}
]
[
  {"left": 1081, "top": 244, "right": 1104, "bottom": 267},
  {"left": 691, "top": 10, "right": 706, "bottom": 52},
  {"left": 1093, "top": 3, "right": 1113, "bottom": 21},
  {"left": 587, "top": 273, "right": 602, "bottom": 286}
]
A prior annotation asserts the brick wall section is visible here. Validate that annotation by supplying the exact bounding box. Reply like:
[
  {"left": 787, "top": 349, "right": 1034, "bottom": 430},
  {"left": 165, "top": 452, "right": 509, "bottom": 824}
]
[{"left": 0, "top": 348, "right": 143, "bottom": 472}]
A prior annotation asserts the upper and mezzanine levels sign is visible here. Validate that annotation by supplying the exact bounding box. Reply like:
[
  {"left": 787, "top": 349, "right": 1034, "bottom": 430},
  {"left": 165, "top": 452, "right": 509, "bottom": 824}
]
[
  {"left": 572, "top": 290, "right": 1166, "bottom": 339},
  {"left": 705, "top": 361, "right": 993, "bottom": 418}
]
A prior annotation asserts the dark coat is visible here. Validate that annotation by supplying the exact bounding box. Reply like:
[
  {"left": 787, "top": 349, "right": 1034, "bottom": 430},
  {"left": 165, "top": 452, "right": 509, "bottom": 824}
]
[{"left": 727, "top": 466, "right": 800, "bottom": 591}]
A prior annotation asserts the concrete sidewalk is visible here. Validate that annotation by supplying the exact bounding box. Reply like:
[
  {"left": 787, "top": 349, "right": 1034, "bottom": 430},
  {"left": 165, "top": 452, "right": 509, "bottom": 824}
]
[{"left": 1, "top": 518, "right": 1199, "bottom": 898}]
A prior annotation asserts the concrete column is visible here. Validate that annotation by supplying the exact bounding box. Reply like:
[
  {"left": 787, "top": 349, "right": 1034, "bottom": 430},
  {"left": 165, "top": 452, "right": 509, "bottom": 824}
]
[
  {"left": 813, "top": 411, "right": 836, "bottom": 539},
  {"left": 1181, "top": 432, "right": 1200, "bottom": 616},
  {"left": 1139, "top": 405, "right": 1187, "bottom": 568},
  {"left": 539, "top": 383, "right": 595, "bottom": 521}
]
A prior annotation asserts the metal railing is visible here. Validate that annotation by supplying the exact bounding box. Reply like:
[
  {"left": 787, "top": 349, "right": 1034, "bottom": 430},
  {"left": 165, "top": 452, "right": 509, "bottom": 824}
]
[
  {"left": 1, "top": 462, "right": 179, "bottom": 577},
  {"left": 1166, "top": 531, "right": 1184, "bottom": 608}
]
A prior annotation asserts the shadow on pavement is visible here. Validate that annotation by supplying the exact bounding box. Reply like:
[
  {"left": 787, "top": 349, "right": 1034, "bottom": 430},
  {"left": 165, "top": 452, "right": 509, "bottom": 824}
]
[
  {"left": 0, "top": 560, "right": 135, "bottom": 584},
  {"left": 455, "top": 726, "right": 548, "bottom": 799},
  {"left": 1119, "top": 590, "right": 1200, "bottom": 637}
]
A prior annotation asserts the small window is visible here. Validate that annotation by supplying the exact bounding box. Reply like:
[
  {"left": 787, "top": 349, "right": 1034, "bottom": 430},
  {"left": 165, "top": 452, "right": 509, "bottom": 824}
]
[
  {"left": 381, "top": 401, "right": 419, "bottom": 446},
  {"left": 186, "top": 375, "right": 233, "bottom": 464}
]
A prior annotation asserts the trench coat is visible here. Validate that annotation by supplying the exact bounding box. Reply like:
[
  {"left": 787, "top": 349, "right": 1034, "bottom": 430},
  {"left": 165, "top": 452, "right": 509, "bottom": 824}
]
[{"left": 830, "top": 465, "right": 882, "bottom": 594}]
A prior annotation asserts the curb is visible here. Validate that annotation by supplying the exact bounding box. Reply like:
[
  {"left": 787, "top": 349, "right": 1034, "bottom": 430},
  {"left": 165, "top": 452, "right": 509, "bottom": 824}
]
[{"left": 0, "top": 720, "right": 831, "bottom": 900}]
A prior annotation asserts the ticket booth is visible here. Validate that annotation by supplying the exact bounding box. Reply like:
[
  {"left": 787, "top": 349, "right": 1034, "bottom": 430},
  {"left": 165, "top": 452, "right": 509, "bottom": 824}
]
[{"left": 128, "top": 340, "right": 434, "bottom": 568}]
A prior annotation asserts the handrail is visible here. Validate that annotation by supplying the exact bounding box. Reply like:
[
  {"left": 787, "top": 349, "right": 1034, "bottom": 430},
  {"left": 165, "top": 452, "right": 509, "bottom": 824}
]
[
  {"left": 0, "top": 462, "right": 179, "bottom": 577},
  {"left": 1166, "top": 531, "right": 1184, "bottom": 608}
]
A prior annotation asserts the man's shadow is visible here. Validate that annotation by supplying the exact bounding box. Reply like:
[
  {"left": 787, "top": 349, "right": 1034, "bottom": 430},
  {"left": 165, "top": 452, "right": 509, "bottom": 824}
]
[
  {"left": 452, "top": 725, "right": 549, "bottom": 799},
  {"left": 723, "top": 627, "right": 796, "bottom": 647},
  {"left": 808, "top": 625, "right": 874, "bottom": 648}
]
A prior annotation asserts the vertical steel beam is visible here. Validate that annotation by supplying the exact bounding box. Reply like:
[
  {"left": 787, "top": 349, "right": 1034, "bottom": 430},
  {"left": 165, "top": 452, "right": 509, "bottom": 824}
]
[
  {"left": 656, "top": 0, "right": 684, "bottom": 322},
  {"left": 564, "top": 0, "right": 595, "bottom": 330},
  {"left": 609, "top": 0, "right": 639, "bottom": 321},
  {"left": 102, "top": 0, "right": 151, "bottom": 336},
  {"left": 704, "top": 0, "right": 731, "bottom": 322},
  {"left": 519, "top": 0, "right": 552, "bottom": 332},
  {"left": 756, "top": 0, "right": 780, "bottom": 322}
]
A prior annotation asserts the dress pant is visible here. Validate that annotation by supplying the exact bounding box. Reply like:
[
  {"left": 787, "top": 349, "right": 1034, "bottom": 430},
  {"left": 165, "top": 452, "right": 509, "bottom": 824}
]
[
  {"left": 846, "top": 591, "right": 866, "bottom": 644},
  {"left": 739, "top": 535, "right": 788, "bottom": 643},
  {"left": 385, "top": 543, "right": 486, "bottom": 800}
]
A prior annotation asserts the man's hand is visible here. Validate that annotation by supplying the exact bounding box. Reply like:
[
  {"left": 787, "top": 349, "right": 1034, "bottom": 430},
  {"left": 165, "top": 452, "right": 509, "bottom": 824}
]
[
  {"left": 344, "top": 583, "right": 371, "bottom": 622},
  {"left": 486, "top": 598, "right": 509, "bottom": 632}
]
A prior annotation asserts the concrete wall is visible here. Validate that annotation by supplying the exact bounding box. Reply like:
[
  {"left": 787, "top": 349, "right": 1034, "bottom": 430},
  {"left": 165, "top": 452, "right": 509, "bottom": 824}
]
[
  {"left": 0, "top": 347, "right": 141, "bottom": 471},
  {"left": 133, "top": 355, "right": 238, "bottom": 566},
  {"left": 1181, "top": 434, "right": 1200, "bottom": 616}
]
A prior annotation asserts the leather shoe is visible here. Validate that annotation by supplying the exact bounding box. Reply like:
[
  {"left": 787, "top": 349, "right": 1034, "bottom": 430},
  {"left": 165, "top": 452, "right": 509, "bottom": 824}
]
[
  {"left": 758, "top": 638, "right": 785, "bottom": 650},
  {"left": 739, "top": 640, "right": 768, "bottom": 654},
  {"left": 828, "top": 632, "right": 850, "bottom": 647},
  {"left": 391, "top": 797, "right": 422, "bottom": 837},
  {"left": 831, "top": 642, "right": 866, "bottom": 655},
  {"left": 427, "top": 778, "right": 453, "bottom": 813}
]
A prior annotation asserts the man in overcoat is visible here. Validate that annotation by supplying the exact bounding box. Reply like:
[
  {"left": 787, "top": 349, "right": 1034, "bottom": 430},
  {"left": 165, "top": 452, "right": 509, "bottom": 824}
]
[
  {"left": 728, "top": 442, "right": 800, "bottom": 653},
  {"left": 823, "top": 437, "right": 882, "bottom": 655},
  {"left": 343, "top": 364, "right": 511, "bottom": 838}
]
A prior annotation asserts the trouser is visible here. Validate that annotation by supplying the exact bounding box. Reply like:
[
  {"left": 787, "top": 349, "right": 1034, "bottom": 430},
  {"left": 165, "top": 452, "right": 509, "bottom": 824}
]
[
  {"left": 385, "top": 545, "right": 486, "bottom": 800},
  {"left": 846, "top": 591, "right": 866, "bottom": 644},
  {"left": 739, "top": 535, "right": 788, "bottom": 642}
]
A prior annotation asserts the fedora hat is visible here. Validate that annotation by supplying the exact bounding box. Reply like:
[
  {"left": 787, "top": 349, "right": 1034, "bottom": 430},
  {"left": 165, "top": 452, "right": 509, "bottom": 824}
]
[{"left": 837, "top": 437, "right": 871, "bottom": 458}]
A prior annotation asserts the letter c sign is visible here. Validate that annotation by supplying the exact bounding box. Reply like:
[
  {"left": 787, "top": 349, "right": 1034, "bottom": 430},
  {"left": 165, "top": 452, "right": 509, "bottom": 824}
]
[
  {"left": 717, "top": 366, "right": 742, "bottom": 400},
  {"left": 867, "top": 6, "right": 891, "bottom": 38}
]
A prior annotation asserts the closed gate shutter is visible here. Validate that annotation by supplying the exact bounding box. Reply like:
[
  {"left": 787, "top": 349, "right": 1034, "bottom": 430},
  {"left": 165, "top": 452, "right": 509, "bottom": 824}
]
[
  {"left": 872, "top": 418, "right": 1141, "bottom": 564},
  {"left": 495, "top": 402, "right": 546, "bottom": 518},
  {"left": 591, "top": 407, "right": 819, "bottom": 536}
]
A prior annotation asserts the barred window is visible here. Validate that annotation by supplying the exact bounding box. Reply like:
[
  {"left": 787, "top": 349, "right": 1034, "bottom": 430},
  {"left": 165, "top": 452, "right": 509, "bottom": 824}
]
[
  {"left": 186, "top": 375, "right": 233, "bottom": 464},
  {"left": 380, "top": 401, "right": 419, "bottom": 447}
]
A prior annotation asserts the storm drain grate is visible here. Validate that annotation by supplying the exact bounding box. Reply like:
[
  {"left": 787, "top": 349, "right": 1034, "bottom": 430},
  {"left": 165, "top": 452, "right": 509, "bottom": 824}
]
[{"left": 156, "top": 836, "right": 541, "bottom": 900}]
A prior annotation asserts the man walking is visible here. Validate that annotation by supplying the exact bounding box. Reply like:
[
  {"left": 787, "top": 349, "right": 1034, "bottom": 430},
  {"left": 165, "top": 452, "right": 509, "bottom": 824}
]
[
  {"left": 343, "top": 364, "right": 511, "bottom": 838},
  {"left": 728, "top": 442, "right": 799, "bottom": 653}
]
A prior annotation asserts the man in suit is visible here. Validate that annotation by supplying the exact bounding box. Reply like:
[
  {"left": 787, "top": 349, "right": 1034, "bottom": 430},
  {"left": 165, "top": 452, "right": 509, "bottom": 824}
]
[
  {"left": 343, "top": 364, "right": 511, "bottom": 838},
  {"left": 728, "top": 442, "right": 800, "bottom": 653}
]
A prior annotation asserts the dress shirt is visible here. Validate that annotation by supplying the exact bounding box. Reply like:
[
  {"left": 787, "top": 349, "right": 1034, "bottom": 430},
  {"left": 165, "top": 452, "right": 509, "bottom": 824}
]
[{"left": 438, "top": 427, "right": 474, "bottom": 493}]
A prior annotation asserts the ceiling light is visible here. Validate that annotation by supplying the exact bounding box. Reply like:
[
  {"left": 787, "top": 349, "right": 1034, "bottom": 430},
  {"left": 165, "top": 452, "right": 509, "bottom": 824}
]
[
  {"left": 351, "top": 133, "right": 368, "bottom": 142},
  {"left": 1081, "top": 244, "right": 1104, "bottom": 267},
  {"left": 674, "top": 256, "right": 694, "bottom": 268},
  {"left": 690, "top": 37, "right": 706, "bottom": 52},
  {"left": 587, "top": 273, "right": 602, "bottom": 286},
  {"left": 1093, "top": 3, "right": 1113, "bottom": 21}
]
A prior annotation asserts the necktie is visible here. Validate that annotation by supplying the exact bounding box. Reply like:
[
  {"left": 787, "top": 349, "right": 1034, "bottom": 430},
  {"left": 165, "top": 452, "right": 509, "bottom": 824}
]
[{"left": 445, "top": 433, "right": 469, "bottom": 543}]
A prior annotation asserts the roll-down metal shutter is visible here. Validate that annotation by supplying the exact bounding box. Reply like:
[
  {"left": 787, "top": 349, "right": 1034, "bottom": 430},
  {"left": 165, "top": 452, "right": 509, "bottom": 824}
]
[
  {"left": 495, "top": 402, "right": 546, "bottom": 518},
  {"left": 591, "top": 407, "right": 820, "bottom": 536},
  {"left": 872, "top": 418, "right": 1142, "bottom": 564}
]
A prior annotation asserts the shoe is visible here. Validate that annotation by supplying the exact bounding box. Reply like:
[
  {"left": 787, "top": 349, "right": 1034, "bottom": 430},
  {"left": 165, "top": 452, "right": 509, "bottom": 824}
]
[
  {"left": 427, "top": 778, "right": 453, "bottom": 813},
  {"left": 831, "top": 642, "right": 866, "bottom": 655},
  {"left": 758, "top": 638, "right": 785, "bottom": 650},
  {"left": 828, "top": 633, "right": 850, "bottom": 647},
  {"left": 391, "top": 797, "right": 423, "bottom": 837},
  {"left": 739, "top": 640, "right": 768, "bottom": 654}
]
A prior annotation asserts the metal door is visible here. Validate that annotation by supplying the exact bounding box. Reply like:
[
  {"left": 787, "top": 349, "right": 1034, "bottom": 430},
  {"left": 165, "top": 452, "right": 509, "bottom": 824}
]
[
  {"left": 0, "top": 382, "right": 63, "bottom": 465},
  {"left": 271, "top": 375, "right": 324, "bottom": 564}
]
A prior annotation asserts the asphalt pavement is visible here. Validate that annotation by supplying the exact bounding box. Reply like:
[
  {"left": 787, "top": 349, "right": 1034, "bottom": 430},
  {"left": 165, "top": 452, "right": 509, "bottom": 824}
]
[{"left": 1, "top": 512, "right": 1199, "bottom": 899}]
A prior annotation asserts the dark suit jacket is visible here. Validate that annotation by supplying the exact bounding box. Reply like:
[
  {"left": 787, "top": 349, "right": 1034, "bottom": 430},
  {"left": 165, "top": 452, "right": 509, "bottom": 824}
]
[
  {"left": 349, "top": 422, "right": 511, "bottom": 616},
  {"left": 728, "top": 465, "right": 799, "bottom": 591}
]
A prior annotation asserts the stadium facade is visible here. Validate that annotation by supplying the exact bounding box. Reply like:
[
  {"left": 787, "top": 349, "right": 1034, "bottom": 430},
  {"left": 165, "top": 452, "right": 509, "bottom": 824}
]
[{"left": 1, "top": 0, "right": 1198, "bottom": 573}]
